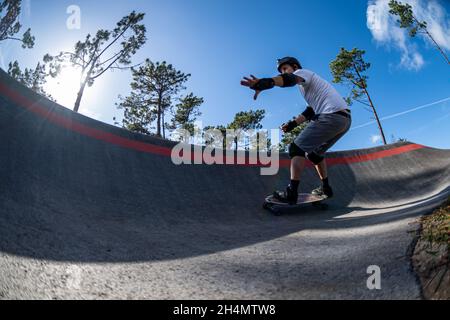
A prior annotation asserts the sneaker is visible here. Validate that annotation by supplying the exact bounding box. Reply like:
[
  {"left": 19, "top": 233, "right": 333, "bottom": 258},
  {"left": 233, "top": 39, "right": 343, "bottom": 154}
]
[
  {"left": 311, "top": 185, "right": 333, "bottom": 198},
  {"left": 273, "top": 186, "right": 298, "bottom": 205}
]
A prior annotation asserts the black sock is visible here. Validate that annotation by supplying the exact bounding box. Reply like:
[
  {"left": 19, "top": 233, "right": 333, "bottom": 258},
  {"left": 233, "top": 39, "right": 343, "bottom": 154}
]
[
  {"left": 290, "top": 180, "right": 300, "bottom": 192},
  {"left": 322, "top": 177, "right": 329, "bottom": 188}
]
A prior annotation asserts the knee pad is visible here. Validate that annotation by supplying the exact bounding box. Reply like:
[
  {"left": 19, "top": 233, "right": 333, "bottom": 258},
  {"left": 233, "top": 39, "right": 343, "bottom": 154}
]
[
  {"left": 307, "top": 152, "right": 324, "bottom": 165},
  {"left": 288, "top": 143, "right": 306, "bottom": 159}
]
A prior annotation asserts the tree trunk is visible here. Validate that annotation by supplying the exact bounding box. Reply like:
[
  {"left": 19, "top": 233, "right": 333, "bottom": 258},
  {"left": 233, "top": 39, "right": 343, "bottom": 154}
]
[
  {"left": 353, "top": 66, "right": 387, "bottom": 145},
  {"left": 364, "top": 88, "right": 387, "bottom": 145},
  {"left": 73, "top": 80, "right": 88, "bottom": 113},
  {"left": 424, "top": 29, "right": 450, "bottom": 65},
  {"left": 156, "top": 102, "right": 161, "bottom": 137},
  {"left": 157, "top": 108, "right": 161, "bottom": 137},
  {"left": 162, "top": 111, "right": 165, "bottom": 139},
  {"left": 413, "top": 16, "right": 450, "bottom": 65}
]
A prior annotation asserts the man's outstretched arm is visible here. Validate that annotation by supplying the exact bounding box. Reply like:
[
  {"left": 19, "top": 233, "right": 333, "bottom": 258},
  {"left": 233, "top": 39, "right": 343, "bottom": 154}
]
[
  {"left": 273, "top": 73, "right": 306, "bottom": 88},
  {"left": 241, "top": 74, "right": 305, "bottom": 100}
]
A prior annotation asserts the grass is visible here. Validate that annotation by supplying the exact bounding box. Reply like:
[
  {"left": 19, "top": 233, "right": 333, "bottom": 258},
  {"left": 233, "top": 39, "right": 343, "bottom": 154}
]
[
  {"left": 420, "top": 196, "right": 450, "bottom": 250},
  {"left": 413, "top": 196, "right": 450, "bottom": 299}
]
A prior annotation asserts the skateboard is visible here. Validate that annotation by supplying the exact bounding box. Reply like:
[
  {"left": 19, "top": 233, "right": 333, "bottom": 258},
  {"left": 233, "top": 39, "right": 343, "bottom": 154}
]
[{"left": 263, "top": 193, "right": 329, "bottom": 215}]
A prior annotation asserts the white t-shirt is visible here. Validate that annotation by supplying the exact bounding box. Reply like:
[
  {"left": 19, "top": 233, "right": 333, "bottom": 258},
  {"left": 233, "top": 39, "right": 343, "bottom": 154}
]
[{"left": 294, "top": 69, "right": 348, "bottom": 115}]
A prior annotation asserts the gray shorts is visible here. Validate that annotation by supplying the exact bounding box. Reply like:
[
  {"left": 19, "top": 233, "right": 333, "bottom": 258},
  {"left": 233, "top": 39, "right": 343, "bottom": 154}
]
[{"left": 294, "top": 113, "right": 351, "bottom": 156}]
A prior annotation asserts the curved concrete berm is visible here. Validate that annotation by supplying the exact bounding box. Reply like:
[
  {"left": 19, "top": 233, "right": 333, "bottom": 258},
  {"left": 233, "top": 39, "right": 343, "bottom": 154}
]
[{"left": 0, "top": 69, "right": 449, "bottom": 299}]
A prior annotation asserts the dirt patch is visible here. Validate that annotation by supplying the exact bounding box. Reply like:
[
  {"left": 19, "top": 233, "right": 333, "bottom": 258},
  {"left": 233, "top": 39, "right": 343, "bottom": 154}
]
[{"left": 412, "top": 197, "right": 450, "bottom": 300}]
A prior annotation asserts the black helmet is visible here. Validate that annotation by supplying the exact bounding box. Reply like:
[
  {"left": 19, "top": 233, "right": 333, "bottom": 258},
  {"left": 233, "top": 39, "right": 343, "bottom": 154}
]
[{"left": 277, "top": 57, "right": 302, "bottom": 73}]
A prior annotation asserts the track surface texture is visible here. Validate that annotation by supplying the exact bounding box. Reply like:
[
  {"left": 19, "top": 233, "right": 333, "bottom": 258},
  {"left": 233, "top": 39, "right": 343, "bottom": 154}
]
[{"left": 0, "top": 69, "right": 449, "bottom": 299}]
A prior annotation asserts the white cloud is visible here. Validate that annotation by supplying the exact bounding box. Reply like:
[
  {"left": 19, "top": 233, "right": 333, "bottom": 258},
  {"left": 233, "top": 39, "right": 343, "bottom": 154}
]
[
  {"left": 421, "top": 0, "right": 450, "bottom": 50},
  {"left": 371, "top": 134, "right": 382, "bottom": 144},
  {"left": 367, "top": 0, "right": 450, "bottom": 70}
]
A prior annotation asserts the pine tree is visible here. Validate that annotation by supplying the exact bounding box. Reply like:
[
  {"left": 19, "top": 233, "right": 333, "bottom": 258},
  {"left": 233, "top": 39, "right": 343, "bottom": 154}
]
[{"left": 330, "top": 48, "right": 387, "bottom": 145}]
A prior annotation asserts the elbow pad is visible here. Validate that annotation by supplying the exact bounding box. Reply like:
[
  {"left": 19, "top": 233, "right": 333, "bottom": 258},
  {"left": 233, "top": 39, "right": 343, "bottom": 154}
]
[
  {"left": 280, "top": 73, "right": 299, "bottom": 87},
  {"left": 301, "top": 106, "right": 315, "bottom": 121},
  {"left": 251, "top": 78, "right": 275, "bottom": 91}
]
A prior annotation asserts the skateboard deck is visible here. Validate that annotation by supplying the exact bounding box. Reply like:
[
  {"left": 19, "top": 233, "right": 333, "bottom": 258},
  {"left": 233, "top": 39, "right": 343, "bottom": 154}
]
[{"left": 263, "top": 193, "right": 328, "bottom": 215}]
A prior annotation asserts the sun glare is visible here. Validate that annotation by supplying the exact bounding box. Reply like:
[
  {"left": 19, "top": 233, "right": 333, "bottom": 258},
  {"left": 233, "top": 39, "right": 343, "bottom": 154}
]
[{"left": 45, "top": 66, "right": 82, "bottom": 109}]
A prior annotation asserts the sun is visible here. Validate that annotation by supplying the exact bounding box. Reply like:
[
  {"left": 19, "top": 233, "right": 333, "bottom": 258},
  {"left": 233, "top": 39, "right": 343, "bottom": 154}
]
[{"left": 45, "top": 66, "right": 82, "bottom": 109}]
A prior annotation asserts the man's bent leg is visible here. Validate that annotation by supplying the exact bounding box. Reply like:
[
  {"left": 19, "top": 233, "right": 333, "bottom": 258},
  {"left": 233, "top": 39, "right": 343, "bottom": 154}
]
[
  {"left": 291, "top": 156, "right": 306, "bottom": 180},
  {"left": 289, "top": 142, "right": 307, "bottom": 192},
  {"left": 314, "top": 159, "right": 328, "bottom": 180},
  {"left": 309, "top": 114, "right": 352, "bottom": 198},
  {"left": 312, "top": 159, "right": 332, "bottom": 197},
  {"left": 272, "top": 143, "right": 307, "bottom": 204}
]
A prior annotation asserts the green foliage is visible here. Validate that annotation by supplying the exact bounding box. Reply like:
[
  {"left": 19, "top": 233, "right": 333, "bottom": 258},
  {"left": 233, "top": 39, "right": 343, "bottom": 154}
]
[
  {"left": 45, "top": 11, "right": 147, "bottom": 112},
  {"left": 202, "top": 125, "right": 227, "bottom": 149},
  {"left": 388, "top": 0, "right": 427, "bottom": 38},
  {"left": 20, "top": 27, "right": 33, "bottom": 48},
  {"left": 8, "top": 60, "right": 53, "bottom": 100},
  {"left": 116, "top": 91, "right": 157, "bottom": 135},
  {"left": 171, "top": 93, "right": 203, "bottom": 136},
  {"left": 388, "top": 0, "right": 449, "bottom": 65},
  {"left": 331, "top": 47, "right": 387, "bottom": 145},
  {"left": 204, "top": 110, "right": 266, "bottom": 151},
  {"left": 228, "top": 109, "right": 266, "bottom": 150},
  {"left": 228, "top": 109, "right": 265, "bottom": 131},
  {"left": 0, "top": 0, "right": 34, "bottom": 48},
  {"left": 330, "top": 47, "right": 370, "bottom": 105},
  {"left": 118, "top": 59, "right": 190, "bottom": 137}
]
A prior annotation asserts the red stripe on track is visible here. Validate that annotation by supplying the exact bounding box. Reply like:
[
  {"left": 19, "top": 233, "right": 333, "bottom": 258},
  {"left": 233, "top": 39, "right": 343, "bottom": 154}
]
[
  {"left": 0, "top": 82, "right": 426, "bottom": 167},
  {"left": 0, "top": 83, "right": 172, "bottom": 157},
  {"left": 327, "top": 144, "right": 424, "bottom": 164}
]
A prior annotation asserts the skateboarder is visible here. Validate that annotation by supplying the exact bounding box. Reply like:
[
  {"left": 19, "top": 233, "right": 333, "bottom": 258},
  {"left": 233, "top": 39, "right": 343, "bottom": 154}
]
[{"left": 241, "top": 56, "right": 351, "bottom": 204}]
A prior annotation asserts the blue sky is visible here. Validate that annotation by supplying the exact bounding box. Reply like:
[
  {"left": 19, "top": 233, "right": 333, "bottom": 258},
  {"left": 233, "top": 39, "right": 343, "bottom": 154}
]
[{"left": 1, "top": 0, "right": 449, "bottom": 151}]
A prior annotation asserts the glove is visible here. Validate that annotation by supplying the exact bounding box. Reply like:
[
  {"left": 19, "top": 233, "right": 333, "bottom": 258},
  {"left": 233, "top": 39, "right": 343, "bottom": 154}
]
[
  {"left": 250, "top": 78, "right": 275, "bottom": 92},
  {"left": 282, "top": 120, "right": 298, "bottom": 133}
]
